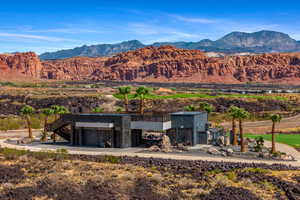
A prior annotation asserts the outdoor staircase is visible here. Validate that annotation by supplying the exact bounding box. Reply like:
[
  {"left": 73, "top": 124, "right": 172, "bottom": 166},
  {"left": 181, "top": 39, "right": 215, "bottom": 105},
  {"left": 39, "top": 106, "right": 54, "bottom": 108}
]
[{"left": 47, "top": 116, "right": 73, "bottom": 141}]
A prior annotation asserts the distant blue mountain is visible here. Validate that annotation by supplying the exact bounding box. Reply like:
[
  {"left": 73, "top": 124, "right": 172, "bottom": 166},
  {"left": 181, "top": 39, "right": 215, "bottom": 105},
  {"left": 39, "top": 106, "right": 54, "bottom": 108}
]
[{"left": 40, "top": 30, "right": 300, "bottom": 60}]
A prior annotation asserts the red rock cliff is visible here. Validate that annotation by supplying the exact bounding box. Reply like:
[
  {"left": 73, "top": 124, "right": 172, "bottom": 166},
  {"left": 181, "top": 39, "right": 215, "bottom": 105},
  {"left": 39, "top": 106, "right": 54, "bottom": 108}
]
[
  {"left": 0, "top": 52, "right": 42, "bottom": 80},
  {"left": 41, "top": 57, "right": 107, "bottom": 80},
  {"left": 3, "top": 46, "right": 300, "bottom": 84}
]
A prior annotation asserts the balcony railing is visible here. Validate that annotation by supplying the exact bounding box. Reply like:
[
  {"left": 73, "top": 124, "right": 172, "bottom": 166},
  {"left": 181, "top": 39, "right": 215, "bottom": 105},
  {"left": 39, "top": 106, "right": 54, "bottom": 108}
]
[{"left": 131, "top": 113, "right": 171, "bottom": 122}]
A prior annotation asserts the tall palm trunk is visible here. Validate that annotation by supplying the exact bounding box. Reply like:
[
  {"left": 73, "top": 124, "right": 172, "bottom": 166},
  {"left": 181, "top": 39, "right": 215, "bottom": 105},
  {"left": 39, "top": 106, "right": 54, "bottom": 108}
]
[
  {"left": 26, "top": 115, "right": 33, "bottom": 139},
  {"left": 44, "top": 116, "right": 48, "bottom": 133},
  {"left": 239, "top": 119, "right": 246, "bottom": 152},
  {"left": 271, "top": 122, "right": 276, "bottom": 153},
  {"left": 53, "top": 114, "right": 58, "bottom": 143},
  {"left": 232, "top": 118, "right": 238, "bottom": 145},
  {"left": 140, "top": 96, "right": 144, "bottom": 115},
  {"left": 124, "top": 95, "right": 129, "bottom": 112}
]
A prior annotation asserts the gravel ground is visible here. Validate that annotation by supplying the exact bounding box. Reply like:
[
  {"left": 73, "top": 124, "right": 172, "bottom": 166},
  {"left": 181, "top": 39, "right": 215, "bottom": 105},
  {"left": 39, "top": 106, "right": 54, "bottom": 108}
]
[
  {"left": 1, "top": 138, "right": 300, "bottom": 167},
  {"left": 221, "top": 114, "right": 300, "bottom": 134}
]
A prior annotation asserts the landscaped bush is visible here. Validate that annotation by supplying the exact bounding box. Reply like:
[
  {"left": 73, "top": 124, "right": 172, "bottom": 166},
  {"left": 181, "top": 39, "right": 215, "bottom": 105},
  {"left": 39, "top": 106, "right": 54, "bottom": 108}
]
[{"left": 254, "top": 136, "right": 265, "bottom": 152}]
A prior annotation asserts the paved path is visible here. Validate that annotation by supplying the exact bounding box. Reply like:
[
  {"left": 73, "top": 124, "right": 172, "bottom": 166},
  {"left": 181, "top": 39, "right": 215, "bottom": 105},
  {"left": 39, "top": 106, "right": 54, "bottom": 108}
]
[
  {"left": 0, "top": 129, "right": 41, "bottom": 139},
  {"left": 1, "top": 139, "right": 300, "bottom": 167},
  {"left": 221, "top": 114, "right": 300, "bottom": 134},
  {"left": 264, "top": 140, "right": 300, "bottom": 161}
]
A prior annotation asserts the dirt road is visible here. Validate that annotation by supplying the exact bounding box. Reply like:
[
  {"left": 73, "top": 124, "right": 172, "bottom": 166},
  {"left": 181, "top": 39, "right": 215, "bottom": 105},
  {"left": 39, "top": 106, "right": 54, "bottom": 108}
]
[{"left": 221, "top": 114, "right": 300, "bottom": 134}]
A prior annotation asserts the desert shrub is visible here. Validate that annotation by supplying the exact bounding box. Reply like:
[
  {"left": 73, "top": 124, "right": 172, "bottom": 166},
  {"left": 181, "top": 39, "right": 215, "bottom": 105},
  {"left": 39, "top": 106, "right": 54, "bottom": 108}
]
[
  {"left": 40, "top": 131, "right": 48, "bottom": 142},
  {"left": 1, "top": 148, "right": 28, "bottom": 160},
  {"left": 254, "top": 136, "right": 264, "bottom": 152},
  {"left": 30, "top": 150, "right": 56, "bottom": 160},
  {"left": 55, "top": 148, "right": 69, "bottom": 160},
  {"left": 225, "top": 171, "right": 237, "bottom": 181},
  {"left": 242, "top": 168, "right": 270, "bottom": 174},
  {"left": 116, "top": 107, "right": 124, "bottom": 112},
  {"left": 103, "top": 155, "right": 120, "bottom": 164}
]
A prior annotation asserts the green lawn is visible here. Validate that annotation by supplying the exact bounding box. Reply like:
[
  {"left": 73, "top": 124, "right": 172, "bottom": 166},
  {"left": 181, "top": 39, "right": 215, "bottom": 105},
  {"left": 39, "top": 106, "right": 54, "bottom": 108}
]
[
  {"left": 246, "top": 134, "right": 300, "bottom": 148},
  {"left": 114, "top": 93, "right": 286, "bottom": 101}
]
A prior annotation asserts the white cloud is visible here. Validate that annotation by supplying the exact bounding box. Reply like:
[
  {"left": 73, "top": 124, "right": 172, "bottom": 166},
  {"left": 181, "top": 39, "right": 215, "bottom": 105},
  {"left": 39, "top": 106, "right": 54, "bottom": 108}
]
[
  {"left": 0, "top": 32, "right": 80, "bottom": 42},
  {"left": 25, "top": 28, "right": 103, "bottom": 34},
  {"left": 128, "top": 23, "right": 201, "bottom": 40},
  {"left": 169, "top": 14, "right": 216, "bottom": 24}
]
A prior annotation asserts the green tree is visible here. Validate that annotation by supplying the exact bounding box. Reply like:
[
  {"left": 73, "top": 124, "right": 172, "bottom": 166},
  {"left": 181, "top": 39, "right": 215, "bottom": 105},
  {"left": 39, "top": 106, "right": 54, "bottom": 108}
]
[
  {"left": 134, "top": 86, "right": 150, "bottom": 114},
  {"left": 235, "top": 108, "right": 250, "bottom": 152},
  {"left": 228, "top": 106, "right": 240, "bottom": 146},
  {"left": 41, "top": 108, "right": 54, "bottom": 141},
  {"left": 184, "top": 105, "right": 196, "bottom": 111},
  {"left": 92, "top": 107, "right": 104, "bottom": 113},
  {"left": 270, "top": 114, "right": 282, "bottom": 154},
  {"left": 199, "top": 102, "right": 214, "bottom": 114},
  {"left": 116, "top": 107, "right": 124, "bottom": 113},
  {"left": 20, "top": 105, "right": 35, "bottom": 139},
  {"left": 117, "top": 86, "right": 131, "bottom": 112}
]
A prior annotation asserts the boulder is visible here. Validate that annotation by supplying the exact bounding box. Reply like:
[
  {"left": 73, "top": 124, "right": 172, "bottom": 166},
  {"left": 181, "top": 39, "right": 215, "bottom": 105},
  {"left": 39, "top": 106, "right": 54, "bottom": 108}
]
[
  {"left": 17, "top": 137, "right": 33, "bottom": 144},
  {"left": 226, "top": 148, "right": 234, "bottom": 156},
  {"left": 161, "top": 135, "right": 172, "bottom": 153},
  {"left": 217, "top": 136, "right": 225, "bottom": 146},
  {"left": 149, "top": 145, "right": 160, "bottom": 152},
  {"left": 176, "top": 143, "right": 188, "bottom": 151},
  {"left": 207, "top": 147, "right": 222, "bottom": 155}
]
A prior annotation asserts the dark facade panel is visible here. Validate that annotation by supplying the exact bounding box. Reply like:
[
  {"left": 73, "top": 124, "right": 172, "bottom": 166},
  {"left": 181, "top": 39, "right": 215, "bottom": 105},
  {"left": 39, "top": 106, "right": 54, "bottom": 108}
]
[{"left": 55, "top": 112, "right": 210, "bottom": 148}]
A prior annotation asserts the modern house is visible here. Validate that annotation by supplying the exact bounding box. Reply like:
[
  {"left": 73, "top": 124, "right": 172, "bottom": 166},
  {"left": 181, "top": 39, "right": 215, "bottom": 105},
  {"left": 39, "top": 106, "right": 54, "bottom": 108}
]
[{"left": 48, "top": 112, "right": 217, "bottom": 148}]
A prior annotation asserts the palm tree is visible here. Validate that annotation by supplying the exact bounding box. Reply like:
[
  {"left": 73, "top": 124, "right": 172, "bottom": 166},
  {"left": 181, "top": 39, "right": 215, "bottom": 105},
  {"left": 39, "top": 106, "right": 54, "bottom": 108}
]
[
  {"left": 20, "top": 105, "right": 35, "bottom": 139},
  {"left": 92, "top": 107, "right": 104, "bottom": 113},
  {"left": 117, "top": 86, "right": 131, "bottom": 112},
  {"left": 51, "top": 105, "right": 69, "bottom": 119},
  {"left": 134, "top": 86, "right": 150, "bottom": 114},
  {"left": 236, "top": 108, "right": 250, "bottom": 152},
  {"left": 41, "top": 108, "right": 54, "bottom": 141},
  {"left": 270, "top": 114, "right": 282, "bottom": 154},
  {"left": 199, "top": 102, "right": 214, "bottom": 115},
  {"left": 184, "top": 105, "right": 196, "bottom": 111},
  {"left": 228, "top": 106, "right": 240, "bottom": 145}
]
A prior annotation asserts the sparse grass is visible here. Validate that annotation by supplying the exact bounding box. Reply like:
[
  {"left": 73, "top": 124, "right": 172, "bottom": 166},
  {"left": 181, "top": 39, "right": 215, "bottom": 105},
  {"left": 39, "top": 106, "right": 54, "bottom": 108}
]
[
  {"left": 0, "top": 114, "right": 56, "bottom": 131},
  {"left": 246, "top": 134, "right": 300, "bottom": 148},
  {"left": 1, "top": 148, "right": 29, "bottom": 160},
  {"left": 242, "top": 168, "right": 270, "bottom": 174},
  {"left": 114, "top": 92, "right": 287, "bottom": 101}
]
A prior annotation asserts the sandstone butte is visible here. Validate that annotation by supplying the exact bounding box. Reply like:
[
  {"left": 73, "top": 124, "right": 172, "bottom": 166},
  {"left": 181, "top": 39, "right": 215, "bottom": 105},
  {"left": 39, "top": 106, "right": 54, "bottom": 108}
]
[
  {"left": 0, "top": 52, "right": 42, "bottom": 81},
  {"left": 1, "top": 46, "right": 300, "bottom": 84}
]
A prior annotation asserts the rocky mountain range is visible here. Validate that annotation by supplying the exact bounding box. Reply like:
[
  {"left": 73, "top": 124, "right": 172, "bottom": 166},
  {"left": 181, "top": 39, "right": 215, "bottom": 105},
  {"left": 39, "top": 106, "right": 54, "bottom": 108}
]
[
  {"left": 3, "top": 45, "right": 300, "bottom": 84},
  {"left": 40, "top": 30, "right": 300, "bottom": 60}
]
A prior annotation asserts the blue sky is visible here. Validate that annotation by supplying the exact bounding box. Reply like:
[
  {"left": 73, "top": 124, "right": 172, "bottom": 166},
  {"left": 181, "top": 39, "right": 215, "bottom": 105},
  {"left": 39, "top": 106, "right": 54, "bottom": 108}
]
[{"left": 1, "top": 0, "right": 300, "bottom": 54}]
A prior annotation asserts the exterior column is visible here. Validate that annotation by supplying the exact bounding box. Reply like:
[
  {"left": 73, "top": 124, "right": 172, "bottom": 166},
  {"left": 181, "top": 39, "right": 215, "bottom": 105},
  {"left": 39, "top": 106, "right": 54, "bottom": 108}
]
[{"left": 79, "top": 128, "right": 83, "bottom": 146}]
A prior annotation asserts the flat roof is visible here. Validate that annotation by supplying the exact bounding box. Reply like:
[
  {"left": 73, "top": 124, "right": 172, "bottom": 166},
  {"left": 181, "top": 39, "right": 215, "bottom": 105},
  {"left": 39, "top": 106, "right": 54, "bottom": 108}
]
[
  {"left": 77, "top": 113, "right": 130, "bottom": 117},
  {"left": 171, "top": 111, "right": 206, "bottom": 115}
]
